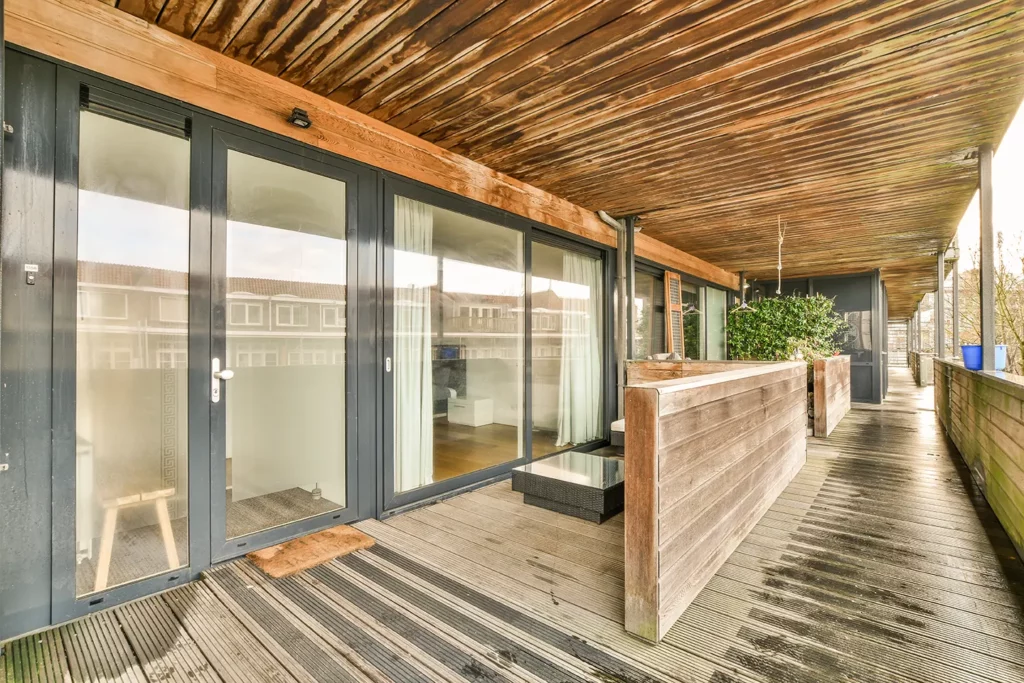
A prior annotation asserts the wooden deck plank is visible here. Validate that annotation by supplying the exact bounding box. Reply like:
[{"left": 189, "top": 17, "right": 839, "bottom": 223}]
[
  {"left": 162, "top": 582, "right": 299, "bottom": 683},
  {"left": 114, "top": 597, "right": 221, "bottom": 683},
  {"left": 350, "top": 527, "right": 729, "bottom": 683},
  {"left": 60, "top": 611, "right": 145, "bottom": 683},
  {"left": 0, "top": 629, "right": 70, "bottom": 683},
  {"left": 202, "top": 564, "right": 376, "bottom": 683},
  {"left": 295, "top": 562, "right": 534, "bottom": 683}
]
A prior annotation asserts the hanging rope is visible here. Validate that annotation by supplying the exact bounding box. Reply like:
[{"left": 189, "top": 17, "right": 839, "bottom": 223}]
[{"left": 776, "top": 215, "right": 788, "bottom": 295}]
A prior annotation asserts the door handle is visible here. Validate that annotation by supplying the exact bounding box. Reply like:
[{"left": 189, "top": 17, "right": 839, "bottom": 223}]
[{"left": 212, "top": 358, "right": 233, "bottom": 403}]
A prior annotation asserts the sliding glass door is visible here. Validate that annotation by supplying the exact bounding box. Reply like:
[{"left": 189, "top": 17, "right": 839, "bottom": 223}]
[
  {"left": 531, "top": 240, "right": 605, "bottom": 458},
  {"left": 385, "top": 185, "right": 526, "bottom": 504},
  {"left": 383, "top": 184, "right": 610, "bottom": 509}
]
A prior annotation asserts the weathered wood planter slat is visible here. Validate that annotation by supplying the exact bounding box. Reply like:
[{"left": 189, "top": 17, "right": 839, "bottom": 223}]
[
  {"left": 624, "top": 361, "right": 807, "bottom": 642},
  {"left": 813, "top": 356, "right": 851, "bottom": 437}
]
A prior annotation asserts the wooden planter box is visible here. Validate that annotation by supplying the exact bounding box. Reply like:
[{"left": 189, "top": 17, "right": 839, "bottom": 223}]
[
  {"left": 624, "top": 362, "right": 807, "bottom": 642},
  {"left": 812, "top": 356, "right": 852, "bottom": 437}
]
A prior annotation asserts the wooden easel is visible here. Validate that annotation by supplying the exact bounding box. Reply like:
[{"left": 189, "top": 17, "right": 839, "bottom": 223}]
[{"left": 93, "top": 488, "right": 179, "bottom": 592}]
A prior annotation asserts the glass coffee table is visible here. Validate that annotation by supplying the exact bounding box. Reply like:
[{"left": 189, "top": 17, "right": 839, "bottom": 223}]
[{"left": 511, "top": 450, "right": 624, "bottom": 523}]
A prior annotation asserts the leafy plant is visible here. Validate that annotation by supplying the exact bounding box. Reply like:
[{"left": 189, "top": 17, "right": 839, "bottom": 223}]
[{"left": 727, "top": 294, "right": 848, "bottom": 364}]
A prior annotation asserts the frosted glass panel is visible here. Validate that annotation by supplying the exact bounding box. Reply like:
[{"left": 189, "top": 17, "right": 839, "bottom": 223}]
[{"left": 75, "top": 111, "right": 190, "bottom": 596}]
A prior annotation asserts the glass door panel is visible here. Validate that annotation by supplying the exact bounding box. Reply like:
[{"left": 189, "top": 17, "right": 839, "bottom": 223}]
[
  {"left": 217, "top": 148, "right": 351, "bottom": 543},
  {"left": 74, "top": 110, "right": 191, "bottom": 596},
  {"left": 706, "top": 288, "right": 727, "bottom": 360},
  {"left": 390, "top": 195, "right": 525, "bottom": 495},
  {"left": 682, "top": 283, "right": 704, "bottom": 360},
  {"left": 531, "top": 241, "right": 604, "bottom": 458}
]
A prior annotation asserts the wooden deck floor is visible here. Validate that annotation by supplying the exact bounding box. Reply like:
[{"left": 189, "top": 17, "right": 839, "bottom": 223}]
[{"left": 4, "top": 369, "right": 1024, "bottom": 682}]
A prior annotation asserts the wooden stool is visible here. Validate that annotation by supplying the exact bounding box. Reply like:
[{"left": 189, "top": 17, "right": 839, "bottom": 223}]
[{"left": 94, "top": 488, "right": 179, "bottom": 593}]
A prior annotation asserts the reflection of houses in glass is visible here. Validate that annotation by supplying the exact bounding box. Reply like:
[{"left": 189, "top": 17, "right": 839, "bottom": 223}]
[
  {"left": 76, "top": 262, "right": 346, "bottom": 370},
  {"left": 435, "top": 287, "right": 594, "bottom": 360}
]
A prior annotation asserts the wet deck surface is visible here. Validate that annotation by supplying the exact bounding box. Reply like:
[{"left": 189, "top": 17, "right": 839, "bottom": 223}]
[{"left": 4, "top": 369, "right": 1023, "bottom": 682}]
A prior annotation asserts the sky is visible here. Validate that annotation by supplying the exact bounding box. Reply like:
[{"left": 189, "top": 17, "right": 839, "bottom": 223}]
[{"left": 953, "top": 98, "right": 1024, "bottom": 273}]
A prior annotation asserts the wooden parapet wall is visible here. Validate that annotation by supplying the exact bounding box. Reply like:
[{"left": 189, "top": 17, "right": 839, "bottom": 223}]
[
  {"left": 624, "top": 362, "right": 808, "bottom": 642},
  {"left": 813, "top": 356, "right": 851, "bottom": 437},
  {"left": 934, "top": 360, "right": 1024, "bottom": 559}
]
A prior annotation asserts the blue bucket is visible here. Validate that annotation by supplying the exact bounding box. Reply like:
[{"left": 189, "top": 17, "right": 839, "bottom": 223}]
[{"left": 961, "top": 344, "right": 1007, "bottom": 371}]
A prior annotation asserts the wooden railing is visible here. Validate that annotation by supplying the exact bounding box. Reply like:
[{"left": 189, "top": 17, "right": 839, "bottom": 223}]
[
  {"left": 813, "top": 356, "right": 851, "bottom": 437},
  {"left": 624, "top": 361, "right": 807, "bottom": 642},
  {"left": 934, "top": 359, "right": 1024, "bottom": 559}
]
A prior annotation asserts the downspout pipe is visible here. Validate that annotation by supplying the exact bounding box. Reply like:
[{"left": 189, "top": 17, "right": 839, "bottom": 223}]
[{"left": 599, "top": 210, "right": 638, "bottom": 420}]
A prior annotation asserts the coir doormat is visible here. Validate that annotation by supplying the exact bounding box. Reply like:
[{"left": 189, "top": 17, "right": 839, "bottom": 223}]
[{"left": 247, "top": 525, "right": 375, "bottom": 578}]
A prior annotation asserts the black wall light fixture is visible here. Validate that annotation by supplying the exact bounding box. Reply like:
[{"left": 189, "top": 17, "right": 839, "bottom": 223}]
[{"left": 288, "top": 107, "right": 311, "bottom": 128}]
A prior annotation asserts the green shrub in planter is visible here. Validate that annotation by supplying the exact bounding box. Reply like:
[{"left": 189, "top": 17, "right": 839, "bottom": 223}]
[{"left": 727, "top": 294, "right": 847, "bottom": 364}]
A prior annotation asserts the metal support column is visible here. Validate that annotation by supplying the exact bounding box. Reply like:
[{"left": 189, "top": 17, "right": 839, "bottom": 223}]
[
  {"left": 935, "top": 249, "right": 945, "bottom": 358},
  {"left": 951, "top": 238, "right": 960, "bottom": 357},
  {"left": 915, "top": 305, "right": 922, "bottom": 351},
  {"left": 624, "top": 215, "right": 637, "bottom": 361},
  {"left": 979, "top": 143, "right": 996, "bottom": 371}
]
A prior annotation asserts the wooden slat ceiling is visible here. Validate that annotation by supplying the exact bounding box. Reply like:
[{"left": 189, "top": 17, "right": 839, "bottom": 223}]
[{"left": 110, "top": 0, "right": 1024, "bottom": 318}]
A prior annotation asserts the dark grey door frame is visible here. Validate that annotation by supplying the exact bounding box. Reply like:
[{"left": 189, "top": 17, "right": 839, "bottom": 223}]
[
  {"left": 50, "top": 68, "right": 199, "bottom": 622},
  {"left": 207, "top": 122, "right": 374, "bottom": 562},
  {"left": 380, "top": 174, "right": 616, "bottom": 514},
  {"left": 0, "top": 48, "right": 57, "bottom": 642}
]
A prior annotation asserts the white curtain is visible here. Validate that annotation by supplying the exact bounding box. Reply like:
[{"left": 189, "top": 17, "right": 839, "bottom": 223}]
[
  {"left": 394, "top": 197, "right": 434, "bottom": 492},
  {"left": 556, "top": 252, "right": 603, "bottom": 446}
]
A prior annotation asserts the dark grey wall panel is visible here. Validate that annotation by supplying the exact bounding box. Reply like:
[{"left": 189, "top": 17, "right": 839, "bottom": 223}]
[{"left": 0, "top": 50, "right": 56, "bottom": 641}]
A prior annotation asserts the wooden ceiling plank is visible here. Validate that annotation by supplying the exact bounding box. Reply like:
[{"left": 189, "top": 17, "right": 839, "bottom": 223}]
[
  {"left": 155, "top": 0, "right": 218, "bottom": 37},
  {"left": 116, "top": 0, "right": 167, "bottom": 23},
  {"left": 646, "top": 178, "right": 983, "bottom": 238},
  {"left": 192, "top": 0, "right": 266, "bottom": 53},
  {"left": 473, "top": 0, "right": 1006, "bottom": 170},
  {"left": 381, "top": 0, "right": 621, "bottom": 130},
  {"left": 310, "top": 0, "right": 509, "bottom": 105},
  {"left": 555, "top": 68, "right": 1018, "bottom": 206},
  {"left": 250, "top": 0, "right": 363, "bottom": 77},
  {"left": 545, "top": 33, "right": 1022, "bottom": 198},
  {"left": 332, "top": 0, "right": 555, "bottom": 112},
  {"left": 437, "top": 0, "right": 813, "bottom": 153},
  {"left": 496, "top": 0, "right": 1009, "bottom": 180},
  {"left": 464, "top": 0, "right": 894, "bottom": 160},
  {"left": 222, "top": 0, "right": 314, "bottom": 64},
  {"left": 279, "top": 0, "right": 414, "bottom": 87},
  {"left": 298, "top": 0, "right": 459, "bottom": 101},
  {"left": 645, "top": 177, "right": 980, "bottom": 230},
  {"left": 414, "top": 0, "right": 740, "bottom": 144},
  {"left": 558, "top": 65, "right": 1021, "bottom": 212}
]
